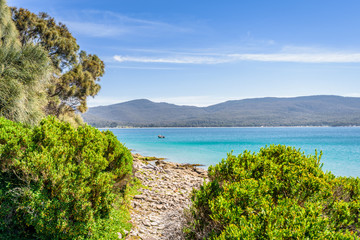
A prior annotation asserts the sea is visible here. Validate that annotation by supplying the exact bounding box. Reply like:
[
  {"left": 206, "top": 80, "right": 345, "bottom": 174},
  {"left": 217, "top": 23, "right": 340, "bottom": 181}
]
[{"left": 104, "top": 127, "right": 360, "bottom": 177}]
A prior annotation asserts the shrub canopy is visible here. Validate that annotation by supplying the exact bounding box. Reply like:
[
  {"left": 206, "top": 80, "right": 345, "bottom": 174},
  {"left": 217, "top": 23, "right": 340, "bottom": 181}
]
[
  {"left": 0, "top": 116, "right": 133, "bottom": 239},
  {"left": 186, "top": 145, "right": 360, "bottom": 239}
]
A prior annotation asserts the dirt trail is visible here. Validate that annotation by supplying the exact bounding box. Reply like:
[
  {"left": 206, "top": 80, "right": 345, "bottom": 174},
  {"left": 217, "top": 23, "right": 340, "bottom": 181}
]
[{"left": 125, "top": 154, "right": 207, "bottom": 240}]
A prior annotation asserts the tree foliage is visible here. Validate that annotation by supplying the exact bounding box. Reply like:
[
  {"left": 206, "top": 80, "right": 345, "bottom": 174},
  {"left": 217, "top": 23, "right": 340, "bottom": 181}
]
[
  {"left": 0, "top": 116, "right": 133, "bottom": 239},
  {"left": 11, "top": 7, "right": 104, "bottom": 122},
  {"left": 0, "top": 0, "right": 51, "bottom": 125},
  {"left": 186, "top": 145, "right": 360, "bottom": 239}
]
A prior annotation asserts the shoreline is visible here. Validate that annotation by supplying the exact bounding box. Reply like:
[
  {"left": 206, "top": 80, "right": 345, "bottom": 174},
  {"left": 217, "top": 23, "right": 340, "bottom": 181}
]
[{"left": 130, "top": 151, "right": 208, "bottom": 170}]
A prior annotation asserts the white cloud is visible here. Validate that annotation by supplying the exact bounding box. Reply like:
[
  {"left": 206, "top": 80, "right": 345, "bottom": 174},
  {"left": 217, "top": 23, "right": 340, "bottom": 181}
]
[
  {"left": 113, "top": 51, "right": 360, "bottom": 64},
  {"left": 150, "top": 96, "right": 237, "bottom": 107},
  {"left": 113, "top": 55, "right": 226, "bottom": 64},
  {"left": 87, "top": 95, "right": 231, "bottom": 107},
  {"left": 229, "top": 53, "right": 360, "bottom": 63},
  {"left": 63, "top": 21, "right": 128, "bottom": 38},
  {"left": 88, "top": 94, "right": 360, "bottom": 108},
  {"left": 344, "top": 93, "right": 360, "bottom": 98},
  {"left": 88, "top": 95, "right": 269, "bottom": 107},
  {"left": 106, "top": 65, "right": 181, "bottom": 70},
  {"left": 84, "top": 10, "right": 189, "bottom": 33},
  {"left": 60, "top": 10, "right": 190, "bottom": 38}
]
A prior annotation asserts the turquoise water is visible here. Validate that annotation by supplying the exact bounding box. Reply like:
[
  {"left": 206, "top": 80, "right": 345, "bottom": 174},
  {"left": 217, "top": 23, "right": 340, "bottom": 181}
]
[{"left": 106, "top": 127, "right": 360, "bottom": 177}]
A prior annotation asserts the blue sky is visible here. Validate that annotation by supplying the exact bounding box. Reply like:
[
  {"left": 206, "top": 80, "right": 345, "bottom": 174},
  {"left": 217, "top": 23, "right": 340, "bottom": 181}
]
[{"left": 7, "top": 0, "right": 360, "bottom": 106}]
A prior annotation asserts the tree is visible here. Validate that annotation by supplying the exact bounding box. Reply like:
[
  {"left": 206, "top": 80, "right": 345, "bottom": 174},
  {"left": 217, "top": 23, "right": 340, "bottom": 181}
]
[
  {"left": 0, "top": 0, "right": 51, "bottom": 125},
  {"left": 11, "top": 7, "right": 105, "bottom": 124}
]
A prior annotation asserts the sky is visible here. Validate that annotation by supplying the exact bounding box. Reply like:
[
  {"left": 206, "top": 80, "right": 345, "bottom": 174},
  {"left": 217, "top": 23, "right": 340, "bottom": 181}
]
[{"left": 7, "top": 0, "right": 360, "bottom": 107}]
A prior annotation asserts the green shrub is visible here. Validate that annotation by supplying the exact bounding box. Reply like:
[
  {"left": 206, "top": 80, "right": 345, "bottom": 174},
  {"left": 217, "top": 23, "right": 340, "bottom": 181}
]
[
  {"left": 186, "top": 145, "right": 360, "bottom": 239},
  {"left": 0, "top": 116, "right": 133, "bottom": 239}
]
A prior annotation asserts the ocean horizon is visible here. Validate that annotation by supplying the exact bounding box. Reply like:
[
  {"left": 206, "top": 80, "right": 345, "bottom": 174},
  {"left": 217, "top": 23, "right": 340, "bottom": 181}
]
[{"left": 105, "top": 127, "right": 360, "bottom": 177}]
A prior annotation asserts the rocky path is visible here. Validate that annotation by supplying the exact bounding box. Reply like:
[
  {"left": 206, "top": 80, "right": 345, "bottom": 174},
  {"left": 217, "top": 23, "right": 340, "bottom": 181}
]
[{"left": 125, "top": 154, "right": 207, "bottom": 240}]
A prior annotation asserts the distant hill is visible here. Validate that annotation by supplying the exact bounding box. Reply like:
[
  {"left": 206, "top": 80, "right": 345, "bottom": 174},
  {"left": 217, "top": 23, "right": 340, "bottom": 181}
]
[{"left": 82, "top": 95, "right": 360, "bottom": 127}]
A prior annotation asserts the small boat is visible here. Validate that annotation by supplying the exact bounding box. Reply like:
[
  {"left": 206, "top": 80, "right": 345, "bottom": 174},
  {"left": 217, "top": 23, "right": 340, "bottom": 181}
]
[{"left": 158, "top": 135, "right": 165, "bottom": 139}]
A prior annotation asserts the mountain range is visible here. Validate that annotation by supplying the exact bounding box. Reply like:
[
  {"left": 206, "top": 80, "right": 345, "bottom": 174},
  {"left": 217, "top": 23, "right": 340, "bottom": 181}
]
[{"left": 82, "top": 95, "right": 360, "bottom": 127}]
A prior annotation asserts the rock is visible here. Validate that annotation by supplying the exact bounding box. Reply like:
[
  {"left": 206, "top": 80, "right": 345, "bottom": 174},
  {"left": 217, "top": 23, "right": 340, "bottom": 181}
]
[
  {"left": 151, "top": 221, "right": 159, "bottom": 226},
  {"left": 142, "top": 220, "right": 152, "bottom": 227},
  {"left": 134, "top": 195, "right": 144, "bottom": 199}
]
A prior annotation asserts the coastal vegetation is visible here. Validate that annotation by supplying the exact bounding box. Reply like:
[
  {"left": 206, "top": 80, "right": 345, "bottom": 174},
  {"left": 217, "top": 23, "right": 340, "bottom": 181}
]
[
  {"left": 10, "top": 7, "right": 104, "bottom": 126},
  {"left": 185, "top": 145, "right": 360, "bottom": 239},
  {"left": 2, "top": 0, "right": 360, "bottom": 239},
  {"left": 0, "top": 116, "right": 134, "bottom": 239},
  {"left": 0, "top": 0, "right": 104, "bottom": 126},
  {"left": 11, "top": 6, "right": 104, "bottom": 126},
  {"left": 0, "top": 2, "right": 134, "bottom": 239},
  {"left": 0, "top": 0, "right": 51, "bottom": 125}
]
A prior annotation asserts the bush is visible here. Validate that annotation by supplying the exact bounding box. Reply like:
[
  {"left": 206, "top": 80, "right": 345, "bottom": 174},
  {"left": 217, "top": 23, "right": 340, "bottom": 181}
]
[
  {"left": 186, "top": 145, "right": 360, "bottom": 239},
  {"left": 0, "top": 116, "right": 133, "bottom": 239}
]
